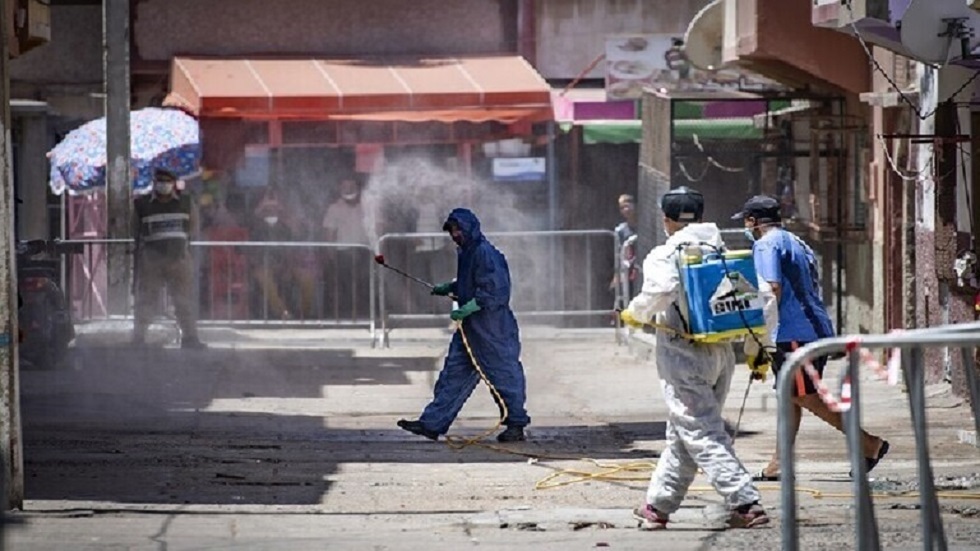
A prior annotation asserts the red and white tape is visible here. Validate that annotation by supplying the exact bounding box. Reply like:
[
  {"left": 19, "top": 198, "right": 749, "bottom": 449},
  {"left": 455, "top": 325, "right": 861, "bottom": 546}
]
[{"left": 802, "top": 339, "right": 901, "bottom": 413}]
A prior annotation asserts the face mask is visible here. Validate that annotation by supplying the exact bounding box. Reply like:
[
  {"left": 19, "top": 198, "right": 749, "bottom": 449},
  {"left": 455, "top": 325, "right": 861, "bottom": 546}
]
[
  {"left": 154, "top": 182, "right": 175, "bottom": 195},
  {"left": 342, "top": 192, "right": 359, "bottom": 201},
  {"left": 744, "top": 228, "right": 756, "bottom": 242},
  {"left": 264, "top": 216, "right": 278, "bottom": 225}
]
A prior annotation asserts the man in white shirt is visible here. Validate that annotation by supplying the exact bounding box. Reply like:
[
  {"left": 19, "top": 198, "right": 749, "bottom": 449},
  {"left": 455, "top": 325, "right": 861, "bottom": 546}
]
[
  {"left": 323, "top": 178, "right": 370, "bottom": 246},
  {"left": 322, "top": 178, "right": 371, "bottom": 320}
]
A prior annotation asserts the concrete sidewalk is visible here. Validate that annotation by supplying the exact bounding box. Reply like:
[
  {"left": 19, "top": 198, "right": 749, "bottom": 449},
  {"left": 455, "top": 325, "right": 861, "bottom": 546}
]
[{"left": 5, "top": 326, "right": 980, "bottom": 550}]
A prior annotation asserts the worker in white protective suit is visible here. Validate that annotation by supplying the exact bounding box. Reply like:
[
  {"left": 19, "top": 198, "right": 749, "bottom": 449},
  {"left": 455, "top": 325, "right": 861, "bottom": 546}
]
[{"left": 620, "top": 186, "right": 775, "bottom": 531}]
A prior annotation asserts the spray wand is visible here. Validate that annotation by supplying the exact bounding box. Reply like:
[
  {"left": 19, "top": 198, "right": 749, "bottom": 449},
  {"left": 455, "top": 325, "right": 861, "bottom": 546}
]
[{"left": 374, "top": 254, "right": 459, "bottom": 301}]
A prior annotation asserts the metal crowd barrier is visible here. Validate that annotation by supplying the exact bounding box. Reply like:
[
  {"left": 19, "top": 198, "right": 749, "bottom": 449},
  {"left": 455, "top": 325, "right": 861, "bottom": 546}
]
[
  {"left": 57, "top": 238, "right": 377, "bottom": 333},
  {"left": 191, "top": 241, "right": 376, "bottom": 330},
  {"left": 377, "top": 229, "right": 620, "bottom": 347},
  {"left": 778, "top": 322, "right": 980, "bottom": 551},
  {"left": 59, "top": 238, "right": 135, "bottom": 322}
]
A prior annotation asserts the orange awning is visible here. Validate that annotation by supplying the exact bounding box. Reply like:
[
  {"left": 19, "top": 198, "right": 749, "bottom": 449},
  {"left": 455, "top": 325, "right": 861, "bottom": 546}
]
[{"left": 170, "top": 56, "right": 554, "bottom": 123}]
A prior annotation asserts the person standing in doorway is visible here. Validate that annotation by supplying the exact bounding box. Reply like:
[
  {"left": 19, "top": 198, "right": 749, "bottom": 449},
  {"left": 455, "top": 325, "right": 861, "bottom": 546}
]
[
  {"left": 322, "top": 177, "right": 372, "bottom": 320},
  {"left": 733, "top": 195, "right": 889, "bottom": 481},
  {"left": 611, "top": 194, "right": 639, "bottom": 306},
  {"left": 132, "top": 168, "right": 206, "bottom": 349}
]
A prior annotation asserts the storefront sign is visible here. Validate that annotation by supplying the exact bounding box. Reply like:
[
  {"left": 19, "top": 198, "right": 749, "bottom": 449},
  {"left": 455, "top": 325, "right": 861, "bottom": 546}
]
[
  {"left": 492, "top": 157, "right": 546, "bottom": 182},
  {"left": 235, "top": 146, "right": 270, "bottom": 188},
  {"left": 605, "top": 34, "right": 676, "bottom": 100}
]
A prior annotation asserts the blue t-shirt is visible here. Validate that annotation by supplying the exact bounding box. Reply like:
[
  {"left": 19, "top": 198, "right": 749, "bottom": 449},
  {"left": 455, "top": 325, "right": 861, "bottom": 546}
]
[{"left": 752, "top": 228, "right": 835, "bottom": 343}]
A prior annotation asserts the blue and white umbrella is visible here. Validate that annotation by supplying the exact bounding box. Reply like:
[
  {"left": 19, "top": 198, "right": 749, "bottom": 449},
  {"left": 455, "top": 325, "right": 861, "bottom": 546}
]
[{"left": 48, "top": 107, "right": 201, "bottom": 195}]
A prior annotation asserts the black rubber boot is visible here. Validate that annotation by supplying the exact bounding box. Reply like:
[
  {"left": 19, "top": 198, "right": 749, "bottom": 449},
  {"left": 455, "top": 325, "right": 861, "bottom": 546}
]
[
  {"left": 496, "top": 426, "right": 526, "bottom": 443},
  {"left": 397, "top": 419, "right": 439, "bottom": 441}
]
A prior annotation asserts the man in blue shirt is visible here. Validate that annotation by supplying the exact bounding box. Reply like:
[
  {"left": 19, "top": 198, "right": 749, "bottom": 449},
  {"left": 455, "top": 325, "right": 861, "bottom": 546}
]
[{"left": 733, "top": 196, "right": 888, "bottom": 480}]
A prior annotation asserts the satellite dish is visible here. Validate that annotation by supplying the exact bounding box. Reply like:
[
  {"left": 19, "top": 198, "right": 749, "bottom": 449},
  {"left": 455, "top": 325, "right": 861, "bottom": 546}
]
[
  {"left": 900, "top": 0, "right": 980, "bottom": 64},
  {"left": 684, "top": 0, "right": 725, "bottom": 71}
]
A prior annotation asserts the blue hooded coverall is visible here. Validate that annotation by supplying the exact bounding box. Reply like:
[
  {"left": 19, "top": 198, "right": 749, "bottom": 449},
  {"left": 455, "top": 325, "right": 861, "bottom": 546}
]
[{"left": 418, "top": 208, "right": 531, "bottom": 434}]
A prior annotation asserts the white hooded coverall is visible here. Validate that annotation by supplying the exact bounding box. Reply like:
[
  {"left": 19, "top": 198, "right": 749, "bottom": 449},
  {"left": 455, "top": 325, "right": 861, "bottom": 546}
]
[{"left": 625, "top": 222, "right": 774, "bottom": 513}]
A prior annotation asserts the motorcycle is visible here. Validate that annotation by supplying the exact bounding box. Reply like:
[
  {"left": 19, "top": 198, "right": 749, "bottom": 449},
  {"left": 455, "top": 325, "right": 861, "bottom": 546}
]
[{"left": 17, "top": 239, "right": 75, "bottom": 369}]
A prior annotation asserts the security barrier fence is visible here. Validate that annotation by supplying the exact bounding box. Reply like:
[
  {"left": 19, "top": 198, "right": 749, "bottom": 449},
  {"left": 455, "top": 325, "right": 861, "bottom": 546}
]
[
  {"left": 778, "top": 322, "right": 980, "bottom": 551},
  {"left": 377, "top": 229, "right": 621, "bottom": 346},
  {"left": 56, "top": 229, "right": 622, "bottom": 344},
  {"left": 60, "top": 238, "right": 377, "bottom": 332}
]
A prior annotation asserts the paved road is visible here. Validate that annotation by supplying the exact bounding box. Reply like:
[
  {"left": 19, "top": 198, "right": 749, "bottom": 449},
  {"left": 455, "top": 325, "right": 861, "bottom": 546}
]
[{"left": 5, "top": 326, "right": 980, "bottom": 549}]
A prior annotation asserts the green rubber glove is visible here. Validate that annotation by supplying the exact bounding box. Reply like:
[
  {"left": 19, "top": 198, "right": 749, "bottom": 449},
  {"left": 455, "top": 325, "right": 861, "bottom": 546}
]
[
  {"left": 450, "top": 298, "right": 481, "bottom": 321},
  {"left": 431, "top": 282, "right": 454, "bottom": 296}
]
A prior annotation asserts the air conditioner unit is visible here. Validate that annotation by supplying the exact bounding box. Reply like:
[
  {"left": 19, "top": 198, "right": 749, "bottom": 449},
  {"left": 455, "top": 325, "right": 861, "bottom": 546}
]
[{"left": 813, "top": 0, "right": 891, "bottom": 29}]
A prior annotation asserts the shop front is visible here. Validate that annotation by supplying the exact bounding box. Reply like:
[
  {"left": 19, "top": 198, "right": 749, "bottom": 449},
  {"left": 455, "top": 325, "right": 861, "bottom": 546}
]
[
  {"left": 168, "top": 55, "right": 554, "bottom": 228},
  {"left": 65, "top": 54, "right": 556, "bottom": 327}
]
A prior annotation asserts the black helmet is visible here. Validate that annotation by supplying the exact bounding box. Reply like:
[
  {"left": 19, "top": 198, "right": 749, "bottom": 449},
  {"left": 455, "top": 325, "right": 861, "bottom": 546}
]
[{"left": 661, "top": 186, "right": 704, "bottom": 222}]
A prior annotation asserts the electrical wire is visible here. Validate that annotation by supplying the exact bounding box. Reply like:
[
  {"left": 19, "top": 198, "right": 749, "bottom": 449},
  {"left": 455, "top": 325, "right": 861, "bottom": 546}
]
[
  {"left": 692, "top": 134, "right": 747, "bottom": 173},
  {"left": 843, "top": 0, "right": 980, "bottom": 121},
  {"left": 674, "top": 132, "right": 750, "bottom": 183},
  {"left": 875, "top": 132, "right": 933, "bottom": 182},
  {"left": 676, "top": 159, "right": 711, "bottom": 183}
]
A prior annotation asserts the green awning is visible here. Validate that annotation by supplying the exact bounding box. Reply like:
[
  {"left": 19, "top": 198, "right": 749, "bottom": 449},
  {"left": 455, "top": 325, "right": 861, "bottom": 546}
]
[
  {"left": 578, "top": 117, "right": 761, "bottom": 145},
  {"left": 582, "top": 121, "right": 642, "bottom": 145},
  {"left": 674, "top": 118, "right": 762, "bottom": 140}
]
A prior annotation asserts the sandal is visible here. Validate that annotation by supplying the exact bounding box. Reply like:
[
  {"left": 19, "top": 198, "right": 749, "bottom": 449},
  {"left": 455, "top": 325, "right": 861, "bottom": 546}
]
[
  {"left": 851, "top": 439, "right": 890, "bottom": 478},
  {"left": 751, "top": 469, "right": 780, "bottom": 482}
]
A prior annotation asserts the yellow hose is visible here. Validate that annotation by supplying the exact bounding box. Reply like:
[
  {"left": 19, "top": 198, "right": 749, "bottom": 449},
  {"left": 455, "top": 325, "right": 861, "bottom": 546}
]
[
  {"left": 443, "top": 321, "right": 509, "bottom": 449},
  {"left": 439, "top": 321, "right": 980, "bottom": 502}
]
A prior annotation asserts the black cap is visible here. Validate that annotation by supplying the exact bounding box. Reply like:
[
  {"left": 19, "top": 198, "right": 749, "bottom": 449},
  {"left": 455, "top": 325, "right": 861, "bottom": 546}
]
[
  {"left": 153, "top": 167, "right": 177, "bottom": 182},
  {"left": 661, "top": 186, "right": 704, "bottom": 222},
  {"left": 732, "top": 195, "right": 781, "bottom": 222}
]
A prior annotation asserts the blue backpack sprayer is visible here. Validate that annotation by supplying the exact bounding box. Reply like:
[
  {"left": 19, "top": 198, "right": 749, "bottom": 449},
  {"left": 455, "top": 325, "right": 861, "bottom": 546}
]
[{"left": 674, "top": 245, "right": 766, "bottom": 343}]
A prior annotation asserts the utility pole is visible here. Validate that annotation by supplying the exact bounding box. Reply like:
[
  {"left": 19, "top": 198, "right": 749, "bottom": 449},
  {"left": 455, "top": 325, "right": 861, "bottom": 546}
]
[
  {"left": 105, "top": 0, "right": 131, "bottom": 314},
  {"left": 0, "top": 0, "right": 25, "bottom": 512}
]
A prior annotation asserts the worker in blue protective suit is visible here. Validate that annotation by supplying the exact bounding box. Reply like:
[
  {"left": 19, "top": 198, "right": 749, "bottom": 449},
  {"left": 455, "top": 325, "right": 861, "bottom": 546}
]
[
  {"left": 620, "top": 187, "right": 771, "bottom": 531},
  {"left": 397, "top": 208, "right": 530, "bottom": 443}
]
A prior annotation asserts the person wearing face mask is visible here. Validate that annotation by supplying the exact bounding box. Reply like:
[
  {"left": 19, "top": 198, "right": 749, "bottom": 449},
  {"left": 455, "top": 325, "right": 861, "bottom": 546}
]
[
  {"left": 132, "top": 168, "right": 206, "bottom": 349},
  {"left": 619, "top": 186, "right": 769, "bottom": 531},
  {"left": 732, "top": 195, "right": 889, "bottom": 481},
  {"left": 249, "top": 199, "right": 297, "bottom": 320},
  {"left": 397, "top": 208, "right": 530, "bottom": 444},
  {"left": 322, "top": 177, "right": 372, "bottom": 320}
]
